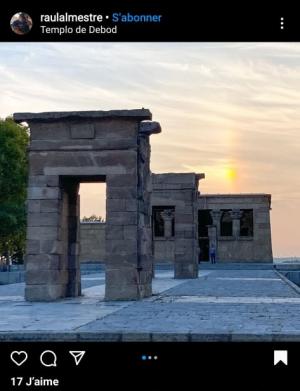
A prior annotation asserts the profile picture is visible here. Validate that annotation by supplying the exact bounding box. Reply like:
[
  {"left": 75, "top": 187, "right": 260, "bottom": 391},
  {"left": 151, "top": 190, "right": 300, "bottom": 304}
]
[{"left": 10, "top": 12, "right": 33, "bottom": 35}]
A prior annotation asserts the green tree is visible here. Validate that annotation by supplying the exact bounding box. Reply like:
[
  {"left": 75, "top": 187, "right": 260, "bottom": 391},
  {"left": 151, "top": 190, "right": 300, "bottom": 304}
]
[
  {"left": 81, "top": 214, "right": 105, "bottom": 222},
  {"left": 0, "top": 118, "right": 29, "bottom": 266}
]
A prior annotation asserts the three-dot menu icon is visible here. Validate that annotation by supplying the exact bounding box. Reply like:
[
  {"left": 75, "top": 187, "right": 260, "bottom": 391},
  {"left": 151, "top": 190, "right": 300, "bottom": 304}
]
[
  {"left": 280, "top": 17, "right": 284, "bottom": 30},
  {"left": 141, "top": 355, "right": 158, "bottom": 361}
]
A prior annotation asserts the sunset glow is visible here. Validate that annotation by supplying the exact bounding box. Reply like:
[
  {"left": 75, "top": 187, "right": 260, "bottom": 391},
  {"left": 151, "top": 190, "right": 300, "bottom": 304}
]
[
  {"left": 224, "top": 167, "right": 237, "bottom": 182},
  {"left": 1, "top": 42, "right": 300, "bottom": 257}
]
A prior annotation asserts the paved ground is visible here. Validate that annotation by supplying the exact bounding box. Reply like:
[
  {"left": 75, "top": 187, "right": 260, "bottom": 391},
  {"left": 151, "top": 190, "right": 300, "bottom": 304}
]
[{"left": 0, "top": 267, "right": 300, "bottom": 341}]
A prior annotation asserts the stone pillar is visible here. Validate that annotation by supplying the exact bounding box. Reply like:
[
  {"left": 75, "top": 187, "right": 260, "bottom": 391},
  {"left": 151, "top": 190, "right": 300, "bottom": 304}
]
[
  {"left": 174, "top": 203, "right": 197, "bottom": 279},
  {"left": 64, "top": 181, "right": 81, "bottom": 297},
  {"left": 25, "top": 176, "right": 81, "bottom": 301},
  {"left": 210, "top": 210, "right": 221, "bottom": 237},
  {"left": 105, "top": 120, "right": 161, "bottom": 300},
  {"left": 161, "top": 209, "right": 174, "bottom": 238},
  {"left": 105, "top": 174, "right": 141, "bottom": 300},
  {"left": 231, "top": 209, "right": 242, "bottom": 239},
  {"left": 152, "top": 173, "right": 204, "bottom": 276},
  {"left": 137, "top": 128, "right": 154, "bottom": 297},
  {"left": 25, "top": 180, "right": 67, "bottom": 301},
  {"left": 173, "top": 174, "right": 200, "bottom": 279}
]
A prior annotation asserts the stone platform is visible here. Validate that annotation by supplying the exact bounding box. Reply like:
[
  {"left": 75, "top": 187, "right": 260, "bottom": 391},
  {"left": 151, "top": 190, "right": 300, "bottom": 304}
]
[{"left": 0, "top": 267, "right": 299, "bottom": 341}]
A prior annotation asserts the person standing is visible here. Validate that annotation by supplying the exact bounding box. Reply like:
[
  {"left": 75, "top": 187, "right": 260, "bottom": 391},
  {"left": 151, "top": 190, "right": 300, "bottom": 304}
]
[{"left": 209, "top": 243, "right": 216, "bottom": 264}]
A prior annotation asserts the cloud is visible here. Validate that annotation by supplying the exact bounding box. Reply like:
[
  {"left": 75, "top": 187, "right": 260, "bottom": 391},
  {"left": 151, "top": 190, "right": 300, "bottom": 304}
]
[{"left": 0, "top": 42, "right": 300, "bottom": 255}]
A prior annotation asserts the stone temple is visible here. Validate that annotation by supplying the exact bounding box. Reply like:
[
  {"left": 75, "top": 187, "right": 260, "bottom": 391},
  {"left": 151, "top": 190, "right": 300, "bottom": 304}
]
[{"left": 14, "top": 109, "right": 272, "bottom": 302}]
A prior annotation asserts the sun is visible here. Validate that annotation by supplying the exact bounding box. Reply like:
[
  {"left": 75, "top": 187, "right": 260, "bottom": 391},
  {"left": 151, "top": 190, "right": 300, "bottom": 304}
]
[{"left": 224, "top": 167, "right": 237, "bottom": 181}]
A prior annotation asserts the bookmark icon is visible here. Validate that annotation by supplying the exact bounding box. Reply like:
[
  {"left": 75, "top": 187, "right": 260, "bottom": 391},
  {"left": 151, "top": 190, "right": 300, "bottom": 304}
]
[{"left": 274, "top": 350, "right": 288, "bottom": 366}]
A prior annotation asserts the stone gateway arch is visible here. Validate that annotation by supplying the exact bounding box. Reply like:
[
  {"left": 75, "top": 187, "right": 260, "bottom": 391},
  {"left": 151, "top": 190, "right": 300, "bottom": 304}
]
[{"left": 14, "top": 109, "right": 161, "bottom": 301}]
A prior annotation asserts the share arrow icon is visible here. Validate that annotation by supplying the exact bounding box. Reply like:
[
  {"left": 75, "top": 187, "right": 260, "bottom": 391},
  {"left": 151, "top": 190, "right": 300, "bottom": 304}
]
[{"left": 69, "top": 351, "right": 86, "bottom": 366}]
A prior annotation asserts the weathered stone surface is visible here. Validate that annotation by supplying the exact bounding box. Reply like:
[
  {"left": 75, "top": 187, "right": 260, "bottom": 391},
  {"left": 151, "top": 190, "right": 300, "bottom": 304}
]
[
  {"left": 175, "top": 239, "right": 195, "bottom": 253},
  {"left": 153, "top": 173, "right": 202, "bottom": 186},
  {"left": 153, "top": 239, "right": 175, "bottom": 263},
  {"left": 26, "top": 254, "right": 61, "bottom": 271},
  {"left": 26, "top": 270, "right": 69, "bottom": 285},
  {"left": 94, "top": 151, "right": 137, "bottom": 170},
  {"left": 198, "top": 194, "right": 273, "bottom": 262},
  {"left": 105, "top": 267, "right": 152, "bottom": 300},
  {"left": 71, "top": 123, "right": 95, "bottom": 139},
  {"left": 106, "top": 239, "right": 137, "bottom": 255},
  {"left": 26, "top": 240, "right": 40, "bottom": 254},
  {"left": 45, "top": 166, "right": 126, "bottom": 176},
  {"left": 27, "top": 212, "right": 60, "bottom": 227},
  {"left": 95, "top": 119, "right": 138, "bottom": 139},
  {"left": 152, "top": 173, "right": 199, "bottom": 277},
  {"left": 46, "top": 176, "right": 60, "bottom": 187},
  {"left": 40, "top": 240, "right": 63, "bottom": 255},
  {"left": 28, "top": 175, "right": 47, "bottom": 186},
  {"left": 30, "top": 150, "right": 137, "bottom": 174},
  {"left": 14, "top": 109, "right": 152, "bottom": 122},
  {"left": 25, "top": 284, "right": 66, "bottom": 301},
  {"left": 106, "top": 253, "right": 139, "bottom": 264},
  {"left": 21, "top": 109, "right": 159, "bottom": 302},
  {"left": 30, "top": 138, "right": 137, "bottom": 151},
  {"left": 175, "top": 213, "right": 194, "bottom": 224},
  {"left": 29, "top": 122, "right": 71, "bottom": 140},
  {"left": 28, "top": 187, "right": 61, "bottom": 200},
  {"left": 28, "top": 175, "right": 60, "bottom": 187},
  {"left": 108, "top": 212, "right": 138, "bottom": 225},
  {"left": 40, "top": 199, "right": 60, "bottom": 213},
  {"left": 79, "top": 223, "right": 105, "bottom": 263},
  {"left": 106, "top": 199, "right": 126, "bottom": 212},
  {"left": 107, "top": 186, "right": 137, "bottom": 199},
  {"left": 27, "top": 200, "right": 40, "bottom": 213},
  {"left": 139, "top": 120, "right": 161, "bottom": 135},
  {"left": 151, "top": 173, "right": 272, "bottom": 268},
  {"left": 82, "top": 180, "right": 272, "bottom": 281},
  {"left": 106, "top": 225, "right": 124, "bottom": 240},
  {"left": 123, "top": 226, "right": 138, "bottom": 240},
  {"left": 27, "top": 226, "right": 60, "bottom": 241},
  {"left": 106, "top": 174, "right": 138, "bottom": 187}
]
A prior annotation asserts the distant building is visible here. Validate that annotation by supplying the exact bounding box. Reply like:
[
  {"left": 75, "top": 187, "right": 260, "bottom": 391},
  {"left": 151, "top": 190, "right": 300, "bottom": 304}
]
[{"left": 80, "top": 172, "right": 272, "bottom": 265}]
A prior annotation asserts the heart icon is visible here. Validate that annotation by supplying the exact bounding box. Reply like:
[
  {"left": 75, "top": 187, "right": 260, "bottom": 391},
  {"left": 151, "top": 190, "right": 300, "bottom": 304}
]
[{"left": 10, "top": 351, "right": 28, "bottom": 366}]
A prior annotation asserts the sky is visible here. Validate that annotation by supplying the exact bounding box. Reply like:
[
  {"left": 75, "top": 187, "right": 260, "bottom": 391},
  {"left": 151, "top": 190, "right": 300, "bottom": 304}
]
[{"left": 0, "top": 42, "right": 299, "bottom": 257}]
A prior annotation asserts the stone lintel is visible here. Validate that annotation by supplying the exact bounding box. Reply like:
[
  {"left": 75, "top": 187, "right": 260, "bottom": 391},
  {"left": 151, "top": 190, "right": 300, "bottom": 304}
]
[
  {"left": 152, "top": 172, "right": 203, "bottom": 187},
  {"left": 13, "top": 109, "right": 152, "bottom": 123}
]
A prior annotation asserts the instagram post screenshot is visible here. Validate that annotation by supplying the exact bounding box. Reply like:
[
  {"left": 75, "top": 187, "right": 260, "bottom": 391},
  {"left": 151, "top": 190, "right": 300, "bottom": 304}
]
[{"left": 0, "top": 2, "right": 299, "bottom": 387}]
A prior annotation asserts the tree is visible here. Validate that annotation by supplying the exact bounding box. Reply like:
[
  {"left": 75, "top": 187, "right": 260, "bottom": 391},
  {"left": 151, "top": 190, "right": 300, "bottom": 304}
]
[
  {"left": 81, "top": 214, "right": 105, "bottom": 222},
  {"left": 0, "top": 118, "right": 29, "bottom": 266}
]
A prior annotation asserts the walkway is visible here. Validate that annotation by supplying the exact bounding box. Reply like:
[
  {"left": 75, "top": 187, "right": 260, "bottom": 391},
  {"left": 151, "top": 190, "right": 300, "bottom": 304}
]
[{"left": 0, "top": 267, "right": 299, "bottom": 341}]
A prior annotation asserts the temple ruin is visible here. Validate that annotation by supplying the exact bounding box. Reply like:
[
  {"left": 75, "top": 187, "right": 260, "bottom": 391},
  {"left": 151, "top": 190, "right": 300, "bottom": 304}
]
[{"left": 14, "top": 109, "right": 273, "bottom": 302}]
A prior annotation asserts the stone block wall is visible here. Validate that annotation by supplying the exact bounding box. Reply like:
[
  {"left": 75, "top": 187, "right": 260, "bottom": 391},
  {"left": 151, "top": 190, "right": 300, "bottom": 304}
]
[
  {"left": 79, "top": 222, "right": 105, "bottom": 263},
  {"left": 78, "top": 222, "right": 176, "bottom": 265},
  {"left": 78, "top": 188, "right": 273, "bottom": 268},
  {"left": 198, "top": 194, "right": 273, "bottom": 262},
  {"left": 14, "top": 109, "right": 161, "bottom": 301},
  {"left": 153, "top": 239, "right": 175, "bottom": 263}
]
